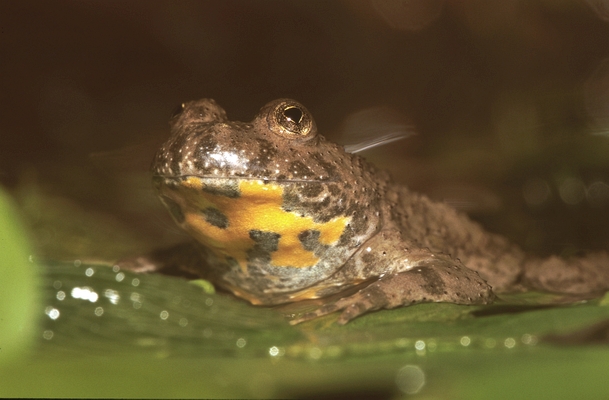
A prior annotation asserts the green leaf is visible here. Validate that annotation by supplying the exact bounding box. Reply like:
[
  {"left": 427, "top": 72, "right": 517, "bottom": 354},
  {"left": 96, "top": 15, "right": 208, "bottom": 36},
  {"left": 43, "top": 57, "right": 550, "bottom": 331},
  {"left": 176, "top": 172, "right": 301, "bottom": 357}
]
[
  {"left": 5, "top": 185, "right": 609, "bottom": 398},
  {"left": 0, "top": 188, "right": 39, "bottom": 364}
]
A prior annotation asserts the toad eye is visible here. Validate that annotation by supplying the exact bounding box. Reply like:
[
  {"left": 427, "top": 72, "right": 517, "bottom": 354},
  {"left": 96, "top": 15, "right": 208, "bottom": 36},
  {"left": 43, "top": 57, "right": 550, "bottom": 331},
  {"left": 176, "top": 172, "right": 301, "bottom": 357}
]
[
  {"left": 279, "top": 106, "right": 304, "bottom": 131},
  {"left": 266, "top": 99, "right": 317, "bottom": 140}
]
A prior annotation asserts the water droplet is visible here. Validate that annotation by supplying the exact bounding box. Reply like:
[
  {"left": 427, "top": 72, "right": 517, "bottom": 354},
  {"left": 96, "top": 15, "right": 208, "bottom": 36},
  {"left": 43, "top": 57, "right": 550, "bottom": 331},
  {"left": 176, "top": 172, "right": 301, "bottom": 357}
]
[
  {"left": 45, "top": 306, "right": 60, "bottom": 320},
  {"left": 395, "top": 365, "right": 426, "bottom": 395},
  {"left": 71, "top": 287, "right": 98, "bottom": 302},
  {"left": 587, "top": 180, "right": 609, "bottom": 207},
  {"left": 308, "top": 347, "right": 322, "bottom": 360},
  {"left": 104, "top": 289, "right": 120, "bottom": 304},
  {"left": 521, "top": 333, "right": 538, "bottom": 345}
]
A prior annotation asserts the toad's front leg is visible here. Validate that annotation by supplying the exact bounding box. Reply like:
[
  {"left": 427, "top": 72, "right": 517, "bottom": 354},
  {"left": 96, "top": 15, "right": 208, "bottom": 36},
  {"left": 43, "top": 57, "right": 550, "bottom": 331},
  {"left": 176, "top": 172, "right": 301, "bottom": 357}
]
[{"left": 292, "top": 252, "right": 495, "bottom": 325}]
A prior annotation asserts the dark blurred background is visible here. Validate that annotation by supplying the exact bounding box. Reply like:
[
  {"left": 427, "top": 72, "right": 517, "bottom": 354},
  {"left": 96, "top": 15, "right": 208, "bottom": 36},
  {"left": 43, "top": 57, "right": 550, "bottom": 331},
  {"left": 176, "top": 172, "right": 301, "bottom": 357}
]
[{"left": 1, "top": 0, "right": 609, "bottom": 260}]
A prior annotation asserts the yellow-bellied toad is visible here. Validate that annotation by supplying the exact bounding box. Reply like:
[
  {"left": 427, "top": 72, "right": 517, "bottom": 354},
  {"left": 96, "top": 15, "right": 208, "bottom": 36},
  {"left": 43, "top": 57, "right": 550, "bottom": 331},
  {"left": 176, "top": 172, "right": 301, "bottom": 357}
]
[{"left": 120, "top": 98, "right": 609, "bottom": 324}]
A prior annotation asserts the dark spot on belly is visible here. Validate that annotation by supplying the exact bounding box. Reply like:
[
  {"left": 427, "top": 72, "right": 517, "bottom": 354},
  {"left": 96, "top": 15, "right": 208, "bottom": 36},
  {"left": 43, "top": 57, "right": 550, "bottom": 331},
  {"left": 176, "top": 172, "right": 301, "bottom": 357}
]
[
  {"left": 298, "top": 230, "right": 321, "bottom": 251},
  {"left": 249, "top": 230, "right": 280, "bottom": 252},
  {"left": 202, "top": 207, "right": 229, "bottom": 229},
  {"left": 248, "top": 230, "right": 281, "bottom": 265}
]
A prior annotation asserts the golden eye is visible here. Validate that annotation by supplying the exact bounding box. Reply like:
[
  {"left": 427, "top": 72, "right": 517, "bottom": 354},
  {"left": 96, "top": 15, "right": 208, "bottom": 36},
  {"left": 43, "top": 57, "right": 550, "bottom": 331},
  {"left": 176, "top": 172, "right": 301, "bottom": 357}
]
[
  {"left": 266, "top": 99, "right": 317, "bottom": 140},
  {"left": 278, "top": 106, "right": 306, "bottom": 134}
]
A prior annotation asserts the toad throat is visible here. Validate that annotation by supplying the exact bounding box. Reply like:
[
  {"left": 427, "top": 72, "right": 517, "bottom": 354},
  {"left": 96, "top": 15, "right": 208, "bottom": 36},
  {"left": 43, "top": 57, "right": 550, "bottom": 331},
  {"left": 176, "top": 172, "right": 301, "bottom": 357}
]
[{"left": 166, "top": 177, "right": 350, "bottom": 271}]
